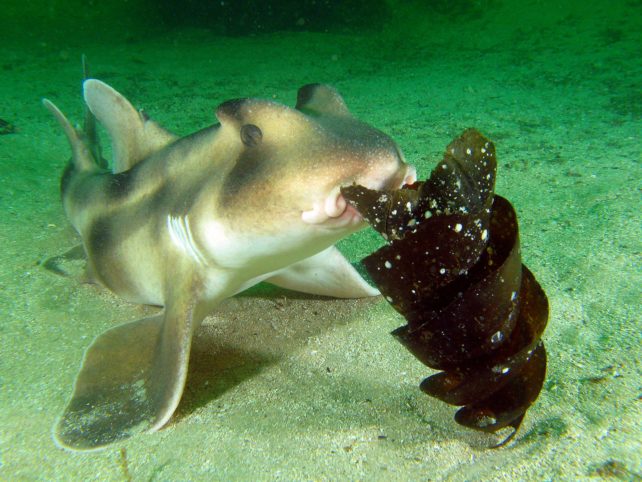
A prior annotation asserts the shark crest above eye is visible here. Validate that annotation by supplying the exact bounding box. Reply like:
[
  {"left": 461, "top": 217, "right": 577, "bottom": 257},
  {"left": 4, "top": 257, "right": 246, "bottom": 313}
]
[
  {"left": 215, "top": 98, "right": 248, "bottom": 123},
  {"left": 43, "top": 60, "right": 414, "bottom": 451}
]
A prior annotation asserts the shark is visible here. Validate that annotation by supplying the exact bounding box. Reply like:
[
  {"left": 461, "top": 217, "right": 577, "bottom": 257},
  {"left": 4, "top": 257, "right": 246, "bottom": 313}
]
[{"left": 43, "top": 69, "right": 416, "bottom": 451}]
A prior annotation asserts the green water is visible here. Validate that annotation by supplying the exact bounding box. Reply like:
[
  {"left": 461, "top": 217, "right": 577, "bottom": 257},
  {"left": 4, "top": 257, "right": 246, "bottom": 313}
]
[{"left": 1, "top": 1, "right": 640, "bottom": 480}]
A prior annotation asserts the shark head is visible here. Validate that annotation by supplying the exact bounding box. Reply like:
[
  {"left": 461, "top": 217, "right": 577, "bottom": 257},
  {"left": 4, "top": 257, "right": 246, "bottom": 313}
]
[{"left": 199, "top": 84, "right": 416, "bottom": 270}]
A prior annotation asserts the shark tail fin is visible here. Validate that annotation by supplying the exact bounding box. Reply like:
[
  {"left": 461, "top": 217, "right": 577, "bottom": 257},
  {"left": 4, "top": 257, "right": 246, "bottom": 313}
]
[
  {"left": 42, "top": 98, "right": 98, "bottom": 172},
  {"left": 43, "top": 56, "right": 104, "bottom": 173}
]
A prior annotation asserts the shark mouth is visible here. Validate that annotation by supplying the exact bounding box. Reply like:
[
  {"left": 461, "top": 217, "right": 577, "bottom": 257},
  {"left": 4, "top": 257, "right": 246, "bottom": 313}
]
[{"left": 301, "top": 165, "right": 417, "bottom": 227}]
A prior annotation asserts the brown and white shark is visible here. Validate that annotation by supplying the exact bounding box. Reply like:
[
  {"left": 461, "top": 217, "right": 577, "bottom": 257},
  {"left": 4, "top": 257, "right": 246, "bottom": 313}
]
[{"left": 43, "top": 75, "right": 415, "bottom": 451}]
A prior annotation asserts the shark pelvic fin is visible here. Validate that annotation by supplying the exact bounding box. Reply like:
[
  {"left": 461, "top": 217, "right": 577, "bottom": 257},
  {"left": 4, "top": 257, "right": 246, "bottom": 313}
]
[
  {"left": 83, "top": 79, "right": 177, "bottom": 173},
  {"left": 267, "top": 246, "right": 379, "bottom": 298},
  {"left": 40, "top": 244, "right": 86, "bottom": 278}
]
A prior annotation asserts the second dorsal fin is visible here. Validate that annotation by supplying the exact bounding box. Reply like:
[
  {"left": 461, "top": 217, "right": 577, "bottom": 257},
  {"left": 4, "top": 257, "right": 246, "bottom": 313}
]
[{"left": 295, "top": 83, "right": 352, "bottom": 118}]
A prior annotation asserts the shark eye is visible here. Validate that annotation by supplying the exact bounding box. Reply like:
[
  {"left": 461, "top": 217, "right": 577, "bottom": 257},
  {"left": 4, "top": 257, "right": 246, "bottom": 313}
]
[{"left": 240, "top": 124, "right": 262, "bottom": 147}]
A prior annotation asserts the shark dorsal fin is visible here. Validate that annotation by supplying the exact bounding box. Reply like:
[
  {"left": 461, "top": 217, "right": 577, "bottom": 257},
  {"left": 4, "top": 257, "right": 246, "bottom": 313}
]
[
  {"left": 295, "top": 83, "right": 352, "bottom": 118},
  {"left": 83, "top": 79, "right": 178, "bottom": 173}
]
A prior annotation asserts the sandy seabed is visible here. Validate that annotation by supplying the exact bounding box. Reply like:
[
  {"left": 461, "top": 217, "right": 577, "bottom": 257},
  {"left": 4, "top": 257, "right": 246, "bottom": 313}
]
[{"left": 1, "top": 3, "right": 640, "bottom": 480}]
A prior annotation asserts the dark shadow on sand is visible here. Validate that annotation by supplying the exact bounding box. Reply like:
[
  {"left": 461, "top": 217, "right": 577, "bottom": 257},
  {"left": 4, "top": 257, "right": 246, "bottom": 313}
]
[{"left": 173, "top": 283, "right": 379, "bottom": 422}]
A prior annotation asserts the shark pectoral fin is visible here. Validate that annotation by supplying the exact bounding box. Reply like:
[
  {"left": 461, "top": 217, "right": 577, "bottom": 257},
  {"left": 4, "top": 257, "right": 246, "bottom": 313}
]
[
  {"left": 83, "top": 79, "right": 177, "bottom": 173},
  {"left": 54, "top": 294, "right": 200, "bottom": 451},
  {"left": 266, "top": 246, "right": 379, "bottom": 298}
]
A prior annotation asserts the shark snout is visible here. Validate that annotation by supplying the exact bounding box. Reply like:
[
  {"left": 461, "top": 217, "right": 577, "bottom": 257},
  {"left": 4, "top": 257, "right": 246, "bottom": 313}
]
[
  {"left": 356, "top": 162, "right": 417, "bottom": 193},
  {"left": 301, "top": 163, "right": 416, "bottom": 227},
  {"left": 391, "top": 163, "right": 417, "bottom": 189}
]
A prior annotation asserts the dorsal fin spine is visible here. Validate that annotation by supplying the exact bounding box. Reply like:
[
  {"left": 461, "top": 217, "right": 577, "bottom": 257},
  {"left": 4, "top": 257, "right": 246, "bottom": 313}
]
[{"left": 81, "top": 55, "right": 106, "bottom": 169}]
